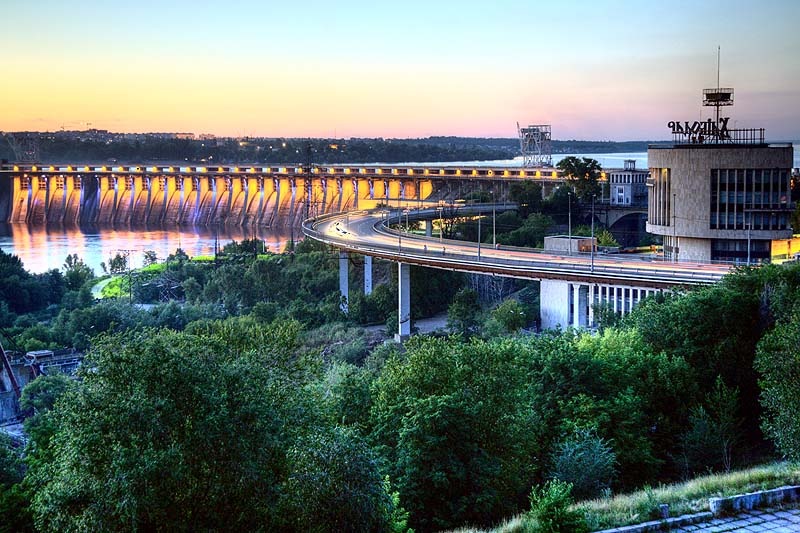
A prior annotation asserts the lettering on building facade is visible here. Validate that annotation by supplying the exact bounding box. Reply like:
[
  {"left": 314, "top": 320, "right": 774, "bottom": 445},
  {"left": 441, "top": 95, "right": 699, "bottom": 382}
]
[{"left": 667, "top": 117, "right": 730, "bottom": 140}]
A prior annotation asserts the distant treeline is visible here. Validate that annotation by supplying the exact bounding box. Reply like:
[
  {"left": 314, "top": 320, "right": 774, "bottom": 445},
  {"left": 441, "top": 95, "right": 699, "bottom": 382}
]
[{"left": 0, "top": 133, "right": 655, "bottom": 165}]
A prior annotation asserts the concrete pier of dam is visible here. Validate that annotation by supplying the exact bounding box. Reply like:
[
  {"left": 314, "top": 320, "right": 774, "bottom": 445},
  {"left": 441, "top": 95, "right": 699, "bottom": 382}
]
[{"left": 0, "top": 163, "right": 571, "bottom": 227}]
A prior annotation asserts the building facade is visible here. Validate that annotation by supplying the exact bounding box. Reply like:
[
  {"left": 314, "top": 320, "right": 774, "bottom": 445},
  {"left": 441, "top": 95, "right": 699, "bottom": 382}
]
[
  {"left": 647, "top": 143, "right": 794, "bottom": 262},
  {"left": 608, "top": 159, "right": 648, "bottom": 207}
]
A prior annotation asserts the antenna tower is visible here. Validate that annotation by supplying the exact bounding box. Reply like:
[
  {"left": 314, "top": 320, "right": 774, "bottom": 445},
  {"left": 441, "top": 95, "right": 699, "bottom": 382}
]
[{"left": 517, "top": 123, "right": 552, "bottom": 167}]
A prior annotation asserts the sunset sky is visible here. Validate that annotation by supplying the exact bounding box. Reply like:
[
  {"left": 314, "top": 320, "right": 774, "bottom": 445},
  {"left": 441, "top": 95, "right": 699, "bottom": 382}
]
[{"left": 3, "top": 0, "right": 798, "bottom": 140}]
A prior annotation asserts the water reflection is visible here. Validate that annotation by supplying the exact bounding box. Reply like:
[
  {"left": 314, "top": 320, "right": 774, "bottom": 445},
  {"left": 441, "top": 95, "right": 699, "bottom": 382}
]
[{"left": 0, "top": 224, "right": 293, "bottom": 274}]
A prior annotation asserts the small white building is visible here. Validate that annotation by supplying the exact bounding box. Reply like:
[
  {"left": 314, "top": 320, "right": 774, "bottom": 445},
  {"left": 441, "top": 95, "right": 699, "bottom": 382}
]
[{"left": 608, "top": 160, "right": 648, "bottom": 206}]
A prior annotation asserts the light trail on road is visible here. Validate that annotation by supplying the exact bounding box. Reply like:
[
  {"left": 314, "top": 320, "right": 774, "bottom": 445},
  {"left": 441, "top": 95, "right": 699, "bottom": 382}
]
[{"left": 304, "top": 208, "right": 733, "bottom": 289}]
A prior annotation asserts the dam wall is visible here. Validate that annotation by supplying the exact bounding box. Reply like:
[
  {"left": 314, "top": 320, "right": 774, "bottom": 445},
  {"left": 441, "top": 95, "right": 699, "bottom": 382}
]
[{"left": 0, "top": 163, "right": 569, "bottom": 227}]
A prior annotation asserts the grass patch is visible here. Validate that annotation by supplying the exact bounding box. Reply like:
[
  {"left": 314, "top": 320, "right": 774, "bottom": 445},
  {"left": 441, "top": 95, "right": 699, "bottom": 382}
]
[
  {"left": 100, "top": 276, "right": 128, "bottom": 299},
  {"left": 581, "top": 462, "right": 800, "bottom": 530},
  {"left": 140, "top": 263, "right": 166, "bottom": 273},
  {"left": 450, "top": 462, "right": 800, "bottom": 532}
]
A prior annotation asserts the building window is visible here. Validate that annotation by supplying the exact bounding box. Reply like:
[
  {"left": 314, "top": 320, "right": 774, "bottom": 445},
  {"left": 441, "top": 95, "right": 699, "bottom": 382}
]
[
  {"left": 711, "top": 238, "right": 771, "bottom": 263},
  {"left": 710, "top": 168, "right": 790, "bottom": 231}
]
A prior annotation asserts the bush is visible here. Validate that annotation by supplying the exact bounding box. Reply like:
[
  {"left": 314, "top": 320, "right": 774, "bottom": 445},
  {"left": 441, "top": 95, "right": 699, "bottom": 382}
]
[
  {"left": 528, "top": 480, "right": 588, "bottom": 533},
  {"left": 681, "top": 377, "right": 743, "bottom": 475},
  {"left": 490, "top": 299, "right": 528, "bottom": 334},
  {"left": 550, "top": 428, "right": 617, "bottom": 500},
  {"left": 755, "top": 312, "right": 800, "bottom": 461}
]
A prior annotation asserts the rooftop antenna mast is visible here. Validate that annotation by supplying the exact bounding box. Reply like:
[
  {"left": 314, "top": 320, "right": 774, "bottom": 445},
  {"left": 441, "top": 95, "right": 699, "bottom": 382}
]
[
  {"left": 716, "top": 45, "right": 721, "bottom": 128},
  {"left": 702, "top": 46, "right": 734, "bottom": 142}
]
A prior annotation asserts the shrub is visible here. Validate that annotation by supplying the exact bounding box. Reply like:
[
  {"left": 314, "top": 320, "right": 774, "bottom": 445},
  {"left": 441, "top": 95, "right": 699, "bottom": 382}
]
[
  {"left": 755, "top": 312, "right": 800, "bottom": 460},
  {"left": 528, "top": 480, "right": 588, "bottom": 533},
  {"left": 549, "top": 428, "right": 617, "bottom": 500}
]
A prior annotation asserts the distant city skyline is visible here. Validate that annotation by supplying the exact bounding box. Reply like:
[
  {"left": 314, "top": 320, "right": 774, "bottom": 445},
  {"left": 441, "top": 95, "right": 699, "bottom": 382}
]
[{"left": 3, "top": 0, "right": 799, "bottom": 141}]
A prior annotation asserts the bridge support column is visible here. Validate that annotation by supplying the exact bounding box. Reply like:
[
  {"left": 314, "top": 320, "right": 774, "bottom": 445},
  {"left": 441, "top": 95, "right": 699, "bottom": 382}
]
[
  {"left": 364, "top": 255, "right": 373, "bottom": 295},
  {"left": 540, "top": 279, "right": 570, "bottom": 331},
  {"left": 572, "top": 284, "right": 588, "bottom": 328},
  {"left": 396, "top": 262, "right": 411, "bottom": 342},
  {"left": 339, "top": 251, "right": 349, "bottom": 313},
  {"left": 425, "top": 220, "right": 433, "bottom": 237}
]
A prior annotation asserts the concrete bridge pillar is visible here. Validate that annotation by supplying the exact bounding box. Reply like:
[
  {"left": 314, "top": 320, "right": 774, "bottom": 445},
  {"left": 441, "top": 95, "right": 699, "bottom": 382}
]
[
  {"left": 572, "top": 284, "right": 588, "bottom": 328},
  {"left": 364, "top": 255, "right": 373, "bottom": 295},
  {"left": 396, "top": 262, "right": 411, "bottom": 341},
  {"left": 425, "top": 220, "right": 433, "bottom": 237},
  {"left": 339, "top": 251, "right": 349, "bottom": 313},
  {"left": 540, "top": 279, "right": 570, "bottom": 330}
]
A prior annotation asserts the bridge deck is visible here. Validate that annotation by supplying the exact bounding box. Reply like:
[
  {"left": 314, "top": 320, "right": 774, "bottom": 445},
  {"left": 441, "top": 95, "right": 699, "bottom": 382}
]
[{"left": 303, "top": 207, "right": 731, "bottom": 288}]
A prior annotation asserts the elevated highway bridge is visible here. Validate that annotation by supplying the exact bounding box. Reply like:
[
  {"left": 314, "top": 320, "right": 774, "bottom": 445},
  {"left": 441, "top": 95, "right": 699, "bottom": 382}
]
[{"left": 303, "top": 207, "right": 732, "bottom": 337}]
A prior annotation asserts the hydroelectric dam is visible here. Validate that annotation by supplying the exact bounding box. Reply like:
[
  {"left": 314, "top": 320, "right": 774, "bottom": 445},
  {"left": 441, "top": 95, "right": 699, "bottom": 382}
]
[{"left": 0, "top": 163, "right": 575, "bottom": 227}]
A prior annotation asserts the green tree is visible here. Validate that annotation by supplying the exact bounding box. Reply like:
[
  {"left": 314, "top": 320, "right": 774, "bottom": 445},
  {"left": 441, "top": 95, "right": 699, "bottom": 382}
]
[
  {"left": 623, "top": 283, "right": 762, "bottom": 441},
  {"left": 509, "top": 181, "right": 544, "bottom": 219},
  {"left": 556, "top": 156, "right": 602, "bottom": 201},
  {"left": 549, "top": 428, "right": 616, "bottom": 500},
  {"left": 26, "top": 319, "right": 394, "bottom": 532},
  {"left": 490, "top": 298, "right": 528, "bottom": 334},
  {"left": 447, "top": 288, "right": 482, "bottom": 337},
  {"left": 142, "top": 250, "right": 158, "bottom": 266},
  {"left": 596, "top": 228, "right": 619, "bottom": 247},
  {"left": 280, "top": 427, "right": 393, "bottom": 533},
  {"left": 681, "top": 377, "right": 743, "bottom": 474},
  {"left": 0, "top": 433, "right": 23, "bottom": 489},
  {"left": 62, "top": 254, "right": 94, "bottom": 291},
  {"left": 106, "top": 252, "right": 128, "bottom": 274},
  {"left": 370, "top": 336, "right": 540, "bottom": 530},
  {"left": 0, "top": 249, "right": 52, "bottom": 313},
  {"left": 0, "top": 432, "right": 33, "bottom": 533},
  {"left": 496, "top": 213, "right": 554, "bottom": 248},
  {"left": 755, "top": 312, "right": 800, "bottom": 461}
]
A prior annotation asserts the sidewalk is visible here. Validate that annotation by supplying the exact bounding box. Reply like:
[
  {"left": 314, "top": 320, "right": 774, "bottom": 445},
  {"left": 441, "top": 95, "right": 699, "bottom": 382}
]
[{"left": 671, "top": 507, "right": 800, "bottom": 532}]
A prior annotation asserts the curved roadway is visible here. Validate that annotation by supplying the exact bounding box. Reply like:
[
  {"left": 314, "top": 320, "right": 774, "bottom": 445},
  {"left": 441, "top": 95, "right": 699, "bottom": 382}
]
[{"left": 302, "top": 207, "right": 733, "bottom": 289}]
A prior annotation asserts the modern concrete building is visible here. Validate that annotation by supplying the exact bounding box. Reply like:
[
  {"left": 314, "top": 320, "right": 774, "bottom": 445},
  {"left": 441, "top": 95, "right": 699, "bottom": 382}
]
[
  {"left": 647, "top": 143, "right": 794, "bottom": 263},
  {"left": 646, "top": 87, "right": 794, "bottom": 263}
]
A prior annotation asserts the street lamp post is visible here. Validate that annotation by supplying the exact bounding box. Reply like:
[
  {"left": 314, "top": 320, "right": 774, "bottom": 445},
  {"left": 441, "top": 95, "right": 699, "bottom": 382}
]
[
  {"left": 672, "top": 192, "right": 677, "bottom": 263},
  {"left": 438, "top": 200, "right": 446, "bottom": 242},
  {"left": 477, "top": 211, "right": 482, "bottom": 260},
  {"left": 398, "top": 208, "right": 402, "bottom": 252},
  {"left": 590, "top": 195, "right": 595, "bottom": 273},
  {"left": 746, "top": 216, "right": 752, "bottom": 265},
  {"left": 491, "top": 188, "right": 496, "bottom": 248},
  {"left": 568, "top": 191, "right": 572, "bottom": 255}
]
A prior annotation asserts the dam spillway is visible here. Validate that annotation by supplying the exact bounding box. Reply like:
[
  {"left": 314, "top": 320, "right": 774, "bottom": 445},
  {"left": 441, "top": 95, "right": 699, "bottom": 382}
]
[{"left": 0, "top": 163, "right": 568, "bottom": 227}]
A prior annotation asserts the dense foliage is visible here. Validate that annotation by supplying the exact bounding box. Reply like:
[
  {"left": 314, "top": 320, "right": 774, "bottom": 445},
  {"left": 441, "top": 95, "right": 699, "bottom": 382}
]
[{"left": 1, "top": 245, "right": 800, "bottom": 531}]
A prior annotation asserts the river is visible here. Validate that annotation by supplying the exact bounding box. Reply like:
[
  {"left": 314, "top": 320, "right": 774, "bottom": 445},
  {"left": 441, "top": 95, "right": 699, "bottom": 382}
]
[
  {"left": 0, "top": 224, "right": 293, "bottom": 275},
  {"left": 2, "top": 148, "right": 798, "bottom": 274}
]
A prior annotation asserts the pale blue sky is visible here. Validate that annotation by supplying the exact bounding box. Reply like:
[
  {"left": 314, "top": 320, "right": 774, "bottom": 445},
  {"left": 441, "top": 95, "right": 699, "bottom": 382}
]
[{"left": 3, "top": 0, "right": 798, "bottom": 139}]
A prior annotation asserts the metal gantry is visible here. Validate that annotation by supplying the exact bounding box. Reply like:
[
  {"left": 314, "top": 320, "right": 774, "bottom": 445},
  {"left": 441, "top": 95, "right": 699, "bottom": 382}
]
[{"left": 517, "top": 123, "right": 552, "bottom": 167}]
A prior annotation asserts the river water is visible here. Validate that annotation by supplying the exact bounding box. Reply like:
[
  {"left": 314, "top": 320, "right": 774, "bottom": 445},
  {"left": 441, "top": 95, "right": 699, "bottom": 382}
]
[
  {"left": 0, "top": 225, "right": 293, "bottom": 274},
  {"left": 3, "top": 148, "right": 798, "bottom": 274}
]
